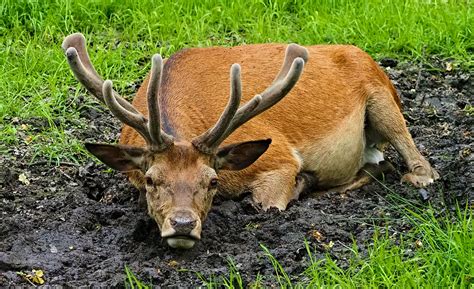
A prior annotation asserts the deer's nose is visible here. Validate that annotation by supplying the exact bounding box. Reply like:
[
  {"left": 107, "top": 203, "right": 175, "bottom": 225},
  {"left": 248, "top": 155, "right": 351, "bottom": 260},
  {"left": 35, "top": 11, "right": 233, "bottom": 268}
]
[{"left": 170, "top": 211, "right": 197, "bottom": 234}]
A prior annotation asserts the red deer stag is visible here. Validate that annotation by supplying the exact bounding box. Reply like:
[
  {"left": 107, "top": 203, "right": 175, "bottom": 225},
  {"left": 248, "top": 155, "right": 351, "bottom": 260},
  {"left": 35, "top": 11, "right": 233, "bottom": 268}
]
[{"left": 62, "top": 33, "right": 438, "bottom": 249}]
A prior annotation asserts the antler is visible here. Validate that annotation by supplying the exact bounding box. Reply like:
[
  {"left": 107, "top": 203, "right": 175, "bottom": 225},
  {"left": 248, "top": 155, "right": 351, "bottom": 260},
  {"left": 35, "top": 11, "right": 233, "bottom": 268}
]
[
  {"left": 192, "top": 44, "right": 308, "bottom": 154},
  {"left": 62, "top": 33, "right": 173, "bottom": 151}
]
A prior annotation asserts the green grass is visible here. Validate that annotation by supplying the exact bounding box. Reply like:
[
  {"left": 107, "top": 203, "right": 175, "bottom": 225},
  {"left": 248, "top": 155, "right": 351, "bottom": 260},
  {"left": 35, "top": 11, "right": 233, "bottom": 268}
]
[
  {"left": 299, "top": 205, "right": 473, "bottom": 288},
  {"left": 125, "top": 203, "right": 473, "bottom": 288},
  {"left": 125, "top": 265, "right": 152, "bottom": 289},
  {"left": 0, "top": 0, "right": 472, "bottom": 162}
]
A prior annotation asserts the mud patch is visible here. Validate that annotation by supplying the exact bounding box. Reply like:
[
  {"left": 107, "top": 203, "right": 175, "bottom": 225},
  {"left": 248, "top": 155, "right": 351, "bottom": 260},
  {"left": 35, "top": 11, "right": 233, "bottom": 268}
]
[{"left": 1, "top": 61, "right": 472, "bottom": 286}]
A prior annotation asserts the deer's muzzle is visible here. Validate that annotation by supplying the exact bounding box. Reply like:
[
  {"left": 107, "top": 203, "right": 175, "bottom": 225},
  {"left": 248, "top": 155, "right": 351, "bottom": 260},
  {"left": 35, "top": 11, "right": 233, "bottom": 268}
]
[{"left": 161, "top": 210, "right": 201, "bottom": 249}]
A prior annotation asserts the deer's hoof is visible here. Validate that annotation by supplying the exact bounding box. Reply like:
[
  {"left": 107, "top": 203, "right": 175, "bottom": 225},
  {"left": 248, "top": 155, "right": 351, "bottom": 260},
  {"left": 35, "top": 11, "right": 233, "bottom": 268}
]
[{"left": 401, "top": 168, "right": 439, "bottom": 188}]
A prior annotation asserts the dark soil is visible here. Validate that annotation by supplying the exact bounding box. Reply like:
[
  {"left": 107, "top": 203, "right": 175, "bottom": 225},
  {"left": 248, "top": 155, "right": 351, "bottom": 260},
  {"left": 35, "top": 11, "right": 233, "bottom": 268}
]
[{"left": 1, "top": 60, "right": 472, "bottom": 287}]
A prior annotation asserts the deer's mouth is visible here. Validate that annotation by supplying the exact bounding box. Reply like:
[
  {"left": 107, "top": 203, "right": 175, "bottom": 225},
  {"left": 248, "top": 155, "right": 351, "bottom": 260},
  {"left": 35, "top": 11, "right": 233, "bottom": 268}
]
[
  {"left": 165, "top": 234, "right": 200, "bottom": 249},
  {"left": 162, "top": 231, "right": 201, "bottom": 249}
]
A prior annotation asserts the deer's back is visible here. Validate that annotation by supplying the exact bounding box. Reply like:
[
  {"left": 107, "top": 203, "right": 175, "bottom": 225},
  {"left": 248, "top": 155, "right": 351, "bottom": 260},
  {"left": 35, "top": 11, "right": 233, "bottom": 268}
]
[{"left": 121, "top": 44, "right": 398, "bottom": 147}]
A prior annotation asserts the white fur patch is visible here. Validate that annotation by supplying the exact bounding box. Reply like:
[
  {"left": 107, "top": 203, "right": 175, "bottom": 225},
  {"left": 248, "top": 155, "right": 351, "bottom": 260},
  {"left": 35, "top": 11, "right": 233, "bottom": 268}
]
[
  {"left": 291, "top": 148, "right": 304, "bottom": 171},
  {"left": 363, "top": 146, "right": 384, "bottom": 165}
]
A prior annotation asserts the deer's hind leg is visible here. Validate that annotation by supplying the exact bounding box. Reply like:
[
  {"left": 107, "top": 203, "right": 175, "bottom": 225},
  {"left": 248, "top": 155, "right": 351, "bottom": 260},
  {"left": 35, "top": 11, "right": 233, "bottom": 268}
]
[
  {"left": 308, "top": 161, "right": 395, "bottom": 195},
  {"left": 331, "top": 161, "right": 395, "bottom": 192},
  {"left": 365, "top": 90, "right": 439, "bottom": 187}
]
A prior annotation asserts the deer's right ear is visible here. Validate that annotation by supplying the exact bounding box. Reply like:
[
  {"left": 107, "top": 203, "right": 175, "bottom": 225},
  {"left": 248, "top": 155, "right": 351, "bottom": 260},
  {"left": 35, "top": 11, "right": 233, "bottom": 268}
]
[{"left": 85, "top": 143, "right": 148, "bottom": 172}]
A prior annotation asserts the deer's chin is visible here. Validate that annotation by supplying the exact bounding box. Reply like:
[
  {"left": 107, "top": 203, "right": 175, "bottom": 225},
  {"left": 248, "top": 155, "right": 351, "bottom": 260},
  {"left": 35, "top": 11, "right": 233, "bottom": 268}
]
[{"left": 166, "top": 237, "right": 196, "bottom": 249}]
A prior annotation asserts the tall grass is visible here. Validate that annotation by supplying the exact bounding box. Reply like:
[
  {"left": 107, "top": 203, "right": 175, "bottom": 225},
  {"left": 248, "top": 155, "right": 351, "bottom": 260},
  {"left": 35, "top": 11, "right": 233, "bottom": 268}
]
[
  {"left": 0, "top": 0, "right": 472, "bottom": 161},
  {"left": 1, "top": 0, "right": 472, "bottom": 57}
]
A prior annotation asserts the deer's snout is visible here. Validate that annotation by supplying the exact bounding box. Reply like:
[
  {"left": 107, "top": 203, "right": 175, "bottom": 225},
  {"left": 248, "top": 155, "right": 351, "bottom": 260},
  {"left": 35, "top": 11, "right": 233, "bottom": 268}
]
[
  {"left": 161, "top": 209, "right": 202, "bottom": 249},
  {"left": 170, "top": 211, "right": 197, "bottom": 234}
]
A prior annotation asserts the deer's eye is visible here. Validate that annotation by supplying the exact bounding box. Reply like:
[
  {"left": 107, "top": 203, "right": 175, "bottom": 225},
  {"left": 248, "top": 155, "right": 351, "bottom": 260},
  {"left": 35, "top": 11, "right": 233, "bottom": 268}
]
[
  {"left": 209, "top": 178, "right": 218, "bottom": 189},
  {"left": 145, "top": 177, "right": 154, "bottom": 186}
]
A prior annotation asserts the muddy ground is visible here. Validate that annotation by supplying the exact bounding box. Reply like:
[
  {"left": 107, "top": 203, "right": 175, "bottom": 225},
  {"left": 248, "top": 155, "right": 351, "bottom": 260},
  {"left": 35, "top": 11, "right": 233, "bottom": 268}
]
[{"left": 1, "top": 59, "right": 472, "bottom": 287}]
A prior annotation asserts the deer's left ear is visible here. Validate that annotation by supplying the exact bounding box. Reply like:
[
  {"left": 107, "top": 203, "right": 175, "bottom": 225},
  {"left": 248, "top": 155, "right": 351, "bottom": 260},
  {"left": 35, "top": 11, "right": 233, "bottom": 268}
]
[{"left": 215, "top": 139, "right": 271, "bottom": 171}]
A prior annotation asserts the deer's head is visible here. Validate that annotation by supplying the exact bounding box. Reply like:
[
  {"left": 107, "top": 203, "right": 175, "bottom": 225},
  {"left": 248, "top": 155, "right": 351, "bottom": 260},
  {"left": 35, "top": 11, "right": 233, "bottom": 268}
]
[{"left": 62, "top": 33, "right": 307, "bottom": 249}]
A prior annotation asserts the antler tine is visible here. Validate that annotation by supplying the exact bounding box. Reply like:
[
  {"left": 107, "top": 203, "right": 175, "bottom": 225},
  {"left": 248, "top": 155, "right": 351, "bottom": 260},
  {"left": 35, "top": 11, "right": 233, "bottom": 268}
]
[
  {"left": 62, "top": 33, "right": 100, "bottom": 79},
  {"left": 147, "top": 54, "right": 174, "bottom": 151},
  {"left": 199, "top": 45, "right": 307, "bottom": 151},
  {"left": 272, "top": 43, "right": 309, "bottom": 84},
  {"left": 102, "top": 80, "right": 153, "bottom": 144},
  {"left": 192, "top": 64, "right": 242, "bottom": 154},
  {"left": 62, "top": 33, "right": 139, "bottom": 114},
  {"left": 63, "top": 33, "right": 174, "bottom": 151}
]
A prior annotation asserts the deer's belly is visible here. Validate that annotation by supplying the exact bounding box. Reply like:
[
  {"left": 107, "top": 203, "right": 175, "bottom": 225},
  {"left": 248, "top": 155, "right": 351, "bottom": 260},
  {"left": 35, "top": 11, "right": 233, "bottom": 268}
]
[{"left": 296, "top": 112, "right": 366, "bottom": 187}]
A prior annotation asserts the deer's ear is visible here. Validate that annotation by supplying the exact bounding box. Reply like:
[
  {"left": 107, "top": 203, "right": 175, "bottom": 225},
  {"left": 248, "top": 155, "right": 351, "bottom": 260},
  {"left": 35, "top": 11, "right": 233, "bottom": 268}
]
[
  {"left": 215, "top": 139, "right": 271, "bottom": 171},
  {"left": 85, "top": 143, "right": 148, "bottom": 172}
]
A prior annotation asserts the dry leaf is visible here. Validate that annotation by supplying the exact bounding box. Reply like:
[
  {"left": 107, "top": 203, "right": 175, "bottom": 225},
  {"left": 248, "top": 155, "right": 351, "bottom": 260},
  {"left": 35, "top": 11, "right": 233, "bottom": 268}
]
[
  {"left": 446, "top": 62, "right": 453, "bottom": 71},
  {"left": 17, "top": 269, "right": 45, "bottom": 285},
  {"left": 310, "top": 230, "right": 324, "bottom": 242},
  {"left": 245, "top": 222, "right": 261, "bottom": 230},
  {"left": 322, "top": 240, "right": 334, "bottom": 251},
  {"left": 32, "top": 269, "right": 45, "bottom": 285},
  {"left": 18, "top": 173, "right": 30, "bottom": 185},
  {"left": 167, "top": 260, "right": 179, "bottom": 268},
  {"left": 415, "top": 239, "right": 423, "bottom": 249}
]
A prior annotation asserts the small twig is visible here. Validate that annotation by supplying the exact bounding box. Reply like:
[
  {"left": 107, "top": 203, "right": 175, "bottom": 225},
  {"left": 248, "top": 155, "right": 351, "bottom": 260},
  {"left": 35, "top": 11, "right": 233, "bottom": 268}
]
[
  {"left": 28, "top": 161, "right": 80, "bottom": 167},
  {"left": 57, "top": 168, "right": 74, "bottom": 181},
  {"left": 418, "top": 46, "right": 427, "bottom": 106},
  {"left": 24, "top": 278, "right": 37, "bottom": 287},
  {"left": 16, "top": 273, "right": 37, "bottom": 287},
  {"left": 414, "top": 67, "right": 423, "bottom": 94}
]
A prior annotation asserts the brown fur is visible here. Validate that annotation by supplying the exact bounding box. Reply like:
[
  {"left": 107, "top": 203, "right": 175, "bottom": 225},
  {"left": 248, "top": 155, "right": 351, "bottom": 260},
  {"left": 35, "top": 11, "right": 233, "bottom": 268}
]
[{"left": 120, "top": 44, "right": 437, "bottom": 209}]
